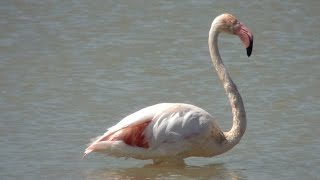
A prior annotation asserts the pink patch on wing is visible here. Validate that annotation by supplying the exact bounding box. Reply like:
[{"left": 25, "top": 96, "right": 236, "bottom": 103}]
[{"left": 100, "top": 120, "right": 151, "bottom": 148}]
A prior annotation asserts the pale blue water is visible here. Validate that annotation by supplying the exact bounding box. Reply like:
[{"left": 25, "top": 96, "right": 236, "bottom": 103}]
[{"left": 0, "top": 0, "right": 319, "bottom": 179}]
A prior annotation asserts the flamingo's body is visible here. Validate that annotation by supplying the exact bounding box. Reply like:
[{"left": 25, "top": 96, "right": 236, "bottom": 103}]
[{"left": 84, "top": 13, "right": 254, "bottom": 164}]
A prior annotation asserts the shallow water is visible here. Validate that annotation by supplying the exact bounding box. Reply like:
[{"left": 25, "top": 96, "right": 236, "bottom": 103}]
[{"left": 0, "top": 0, "right": 319, "bottom": 179}]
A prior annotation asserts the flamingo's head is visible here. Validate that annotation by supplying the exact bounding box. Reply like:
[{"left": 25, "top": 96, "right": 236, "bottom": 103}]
[{"left": 212, "top": 13, "right": 254, "bottom": 57}]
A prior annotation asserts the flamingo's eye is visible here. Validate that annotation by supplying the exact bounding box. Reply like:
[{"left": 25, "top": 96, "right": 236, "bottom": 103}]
[
  {"left": 232, "top": 21, "right": 241, "bottom": 32},
  {"left": 233, "top": 20, "right": 240, "bottom": 27}
]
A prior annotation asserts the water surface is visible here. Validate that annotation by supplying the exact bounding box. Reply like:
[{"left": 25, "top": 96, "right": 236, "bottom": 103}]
[{"left": 0, "top": 0, "right": 319, "bottom": 179}]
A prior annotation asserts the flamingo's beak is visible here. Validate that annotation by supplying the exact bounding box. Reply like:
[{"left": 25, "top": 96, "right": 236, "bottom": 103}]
[
  {"left": 235, "top": 22, "right": 254, "bottom": 57},
  {"left": 246, "top": 34, "right": 253, "bottom": 57}
]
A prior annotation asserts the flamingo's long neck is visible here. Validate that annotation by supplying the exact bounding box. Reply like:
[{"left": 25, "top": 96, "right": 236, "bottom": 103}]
[{"left": 208, "top": 23, "right": 247, "bottom": 149}]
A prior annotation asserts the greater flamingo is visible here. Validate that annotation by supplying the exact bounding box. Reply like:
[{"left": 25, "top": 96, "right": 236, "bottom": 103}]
[{"left": 84, "top": 13, "right": 253, "bottom": 164}]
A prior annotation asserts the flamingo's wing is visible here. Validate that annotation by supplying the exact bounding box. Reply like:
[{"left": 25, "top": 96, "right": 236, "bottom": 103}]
[
  {"left": 84, "top": 103, "right": 224, "bottom": 159},
  {"left": 145, "top": 104, "right": 224, "bottom": 150},
  {"left": 84, "top": 103, "right": 177, "bottom": 156},
  {"left": 106, "top": 103, "right": 173, "bottom": 133}
]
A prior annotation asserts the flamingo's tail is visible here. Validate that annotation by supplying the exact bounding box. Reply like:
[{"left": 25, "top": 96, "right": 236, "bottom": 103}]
[{"left": 82, "top": 149, "right": 93, "bottom": 159}]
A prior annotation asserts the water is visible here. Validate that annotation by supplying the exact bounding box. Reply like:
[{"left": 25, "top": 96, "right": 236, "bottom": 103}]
[{"left": 1, "top": 0, "right": 319, "bottom": 179}]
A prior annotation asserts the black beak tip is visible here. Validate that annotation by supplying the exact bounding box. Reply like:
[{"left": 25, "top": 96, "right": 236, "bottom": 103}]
[
  {"left": 246, "top": 36, "right": 253, "bottom": 57},
  {"left": 246, "top": 46, "right": 252, "bottom": 57}
]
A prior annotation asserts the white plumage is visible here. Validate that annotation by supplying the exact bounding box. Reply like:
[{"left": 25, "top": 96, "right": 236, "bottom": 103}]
[{"left": 85, "top": 104, "right": 224, "bottom": 161}]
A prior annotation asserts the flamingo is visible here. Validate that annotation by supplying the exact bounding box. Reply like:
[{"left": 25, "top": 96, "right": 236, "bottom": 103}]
[{"left": 84, "top": 13, "right": 254, "bottom": 164}]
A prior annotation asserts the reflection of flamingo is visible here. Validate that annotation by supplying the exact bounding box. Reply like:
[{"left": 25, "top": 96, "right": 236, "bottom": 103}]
[
  {"left": 86, "top": 163, "right": 244, "bottom": 179},
  {"left": 84, "top": 13, "right": 253, "bottom": 164}
]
